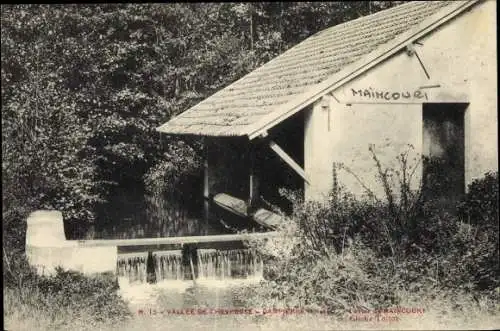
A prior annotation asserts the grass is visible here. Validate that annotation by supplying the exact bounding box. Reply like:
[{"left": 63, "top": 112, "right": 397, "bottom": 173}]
[
  {"left": 4, "top": 262, "right": 500, "bottom": 331},
  {"left": 4, "top": 286, "right": 500, "bottom": 331},
  {"left": 3, "top": 262, "right": 131, "bottom": 331},
  {"left": 3, "top": 287, "right": 128, "bottom": 331}
]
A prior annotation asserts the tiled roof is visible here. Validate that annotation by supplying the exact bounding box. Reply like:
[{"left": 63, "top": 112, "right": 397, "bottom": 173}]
[{"left": 157, "top": 1, "right": 475, "bottom": 138}]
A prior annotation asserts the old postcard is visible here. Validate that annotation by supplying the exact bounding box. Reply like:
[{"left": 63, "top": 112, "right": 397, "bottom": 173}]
[{"left": 3, "top": 2, "right": 498, "bottom": 330}]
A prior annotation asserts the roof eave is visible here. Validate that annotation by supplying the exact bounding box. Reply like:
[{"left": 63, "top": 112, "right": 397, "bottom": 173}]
[{"left": 155, "top": 125, "right": 247, "bottom": 138}]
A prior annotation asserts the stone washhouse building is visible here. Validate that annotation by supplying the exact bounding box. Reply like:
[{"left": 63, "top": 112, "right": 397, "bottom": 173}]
[{"left": 157, "top": 0, "right": 497, "bottom": 230}]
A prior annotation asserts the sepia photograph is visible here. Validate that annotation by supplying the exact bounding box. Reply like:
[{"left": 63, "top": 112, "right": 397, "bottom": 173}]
[{"left": 2, "top": 1, "right": 498, "bottom": 330}]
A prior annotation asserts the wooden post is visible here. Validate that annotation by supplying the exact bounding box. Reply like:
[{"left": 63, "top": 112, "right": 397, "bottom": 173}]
[
  {"left": 203, "top": 139, "right": 211, "bottom": 235},
  {"left": 247, "top": 143, "right": 259, "bottom": 215},
  {"left": 146, "top": 251, "right": 156, "bottom": 284},
  {"left": 189, "top": 255, "right": 197, "bottom": 285}
]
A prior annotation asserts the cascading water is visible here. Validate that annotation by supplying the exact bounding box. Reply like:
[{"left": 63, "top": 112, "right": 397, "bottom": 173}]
[
  {"left": 117, "top": 248, "right": 263, "bottom": 283},
  {"left": 117, "top": 252, "right": 148, "bottom": 283},
  {"left": 117, "top": 248, "right": 264, "bottom": 312},
  {"left": 154, "top": 250, "right": 183, "bottom": 281},
  {"left": 197, "top": 248, "right": 263, "bottom": 280}
]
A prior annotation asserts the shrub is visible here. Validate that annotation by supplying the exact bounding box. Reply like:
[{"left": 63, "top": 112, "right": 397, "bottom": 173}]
[
  {"left": 458, "top": 171, "right": 498, "bottom": 231},
  {"left": 34, "top": 268, "right": 130, "bottom": 322},
  {"left": 245, "top": 148, "right": 498, "bottom": 314},
  {"left": 407, "top": 172, "right": 499, "bottom": 296},
  {"left": 244, "top": 234, "right": 399, "bottom": 315},
  {"left": 4, "top": 254, "right": 131, "bottom": 328}
]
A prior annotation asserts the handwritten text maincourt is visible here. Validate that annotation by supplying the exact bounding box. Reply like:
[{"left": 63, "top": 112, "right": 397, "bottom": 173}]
[{"left": 350, "top": 88, "right": 429, "bottom": 101}]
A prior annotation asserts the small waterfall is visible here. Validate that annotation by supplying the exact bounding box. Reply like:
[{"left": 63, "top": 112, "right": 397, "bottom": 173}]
[
  {"left": 197, "top": 249, "right": 216, "bottom": 279},
  {"left": 117, "top": 248, "right": 263, "bottom": 283},
  {"left": 117, "top": 252, "right": 148, "bottom": 283},
  {"left": 197, "top": 249, "right": 263, "bottom": 280},
  {"left": 153, "top": 250, "right": 183, "bottom": 281}
]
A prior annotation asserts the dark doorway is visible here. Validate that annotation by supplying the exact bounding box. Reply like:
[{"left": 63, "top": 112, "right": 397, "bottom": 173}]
[{"left": 422, "top": 103, "right": 467, "bottom": 210}]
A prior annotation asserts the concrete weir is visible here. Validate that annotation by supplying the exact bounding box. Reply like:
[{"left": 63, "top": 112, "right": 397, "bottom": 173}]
[
  {"left": 25, "top": 210, "right": 118, "bottom": 276},
  {"left": 25, "top": 210, "right": 278, "bottom": 278}
]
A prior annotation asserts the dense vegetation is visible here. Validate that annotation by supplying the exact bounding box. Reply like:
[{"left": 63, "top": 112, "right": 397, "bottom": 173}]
[
  {"left": 4, "top": 262, "right": 131, "bottom": 330},
  {"left": 3, "top": 3, "right": 498, "bottom": 330},
  {"left": 244, "top": 152, "right": 499, "bottom": 316}
]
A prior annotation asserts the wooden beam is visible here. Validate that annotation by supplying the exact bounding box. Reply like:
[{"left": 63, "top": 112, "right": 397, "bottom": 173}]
[
  {"left": 269, "top": 140, "right": 310, "bottom": 184},
  {"left": 75, "top": 232, "right": 279, "bottom": 247}
]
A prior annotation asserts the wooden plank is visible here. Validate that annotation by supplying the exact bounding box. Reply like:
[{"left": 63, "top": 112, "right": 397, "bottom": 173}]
[
  {"left": 213, "top": 193, "right": 248, "bottom": 217},
  {"left": 76, "top": 232, "right": 279, "bottom": 247},
  {"left": 269, "top": 140, "right": 310, "bottom": 184},
  {"left": 253, "top": 208, "right": 283, "bottom": 229}
]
